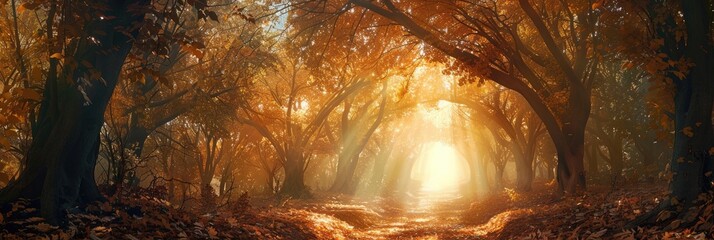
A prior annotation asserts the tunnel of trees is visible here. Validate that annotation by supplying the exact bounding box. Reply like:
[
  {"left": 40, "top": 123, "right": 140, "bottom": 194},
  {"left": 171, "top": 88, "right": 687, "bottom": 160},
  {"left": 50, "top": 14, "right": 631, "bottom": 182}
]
[{"left": 0, "top": 0, "right": 712, "bottom": 238}]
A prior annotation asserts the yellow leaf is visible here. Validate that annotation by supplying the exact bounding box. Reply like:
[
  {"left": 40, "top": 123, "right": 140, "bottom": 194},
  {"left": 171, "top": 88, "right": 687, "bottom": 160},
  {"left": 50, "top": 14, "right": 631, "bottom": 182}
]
[
  {"left": 682, "top": 126, "right": 694, "bottom": 137},
  {"left": 50, "top": 53, "right": 63, "bottom": 59},
  {"left": 676, "top": 157, "right": 685, "bottom": 163},
  {"left": 0, "top": 211, "right": 4, "bottom": 223},
  {"left": 709, "top": 147, "right": 714, "bottom": 156}
]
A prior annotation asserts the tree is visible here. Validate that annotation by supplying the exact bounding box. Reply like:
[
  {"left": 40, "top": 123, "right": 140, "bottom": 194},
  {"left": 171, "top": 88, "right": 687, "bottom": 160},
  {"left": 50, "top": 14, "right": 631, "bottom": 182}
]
[
  {"left": 0, "top": 0, "right": 219, "bottom": 224},
  {"left": 0, "top": 0, "right": 149, "bottom": 224},
  {"left": 329, "top": 83, "right": 387, "bottom": 193},
  {"left": 238, "top": 48, "right": 370, "bottom": 197},
  {"left": 449, "top": 86, "right": 544, "bottom": 191},
  {"left": 299, "top": 0, "right": 603, "bottom": 195},
  {"left": 621, "top": 0, "right": 714, "bottom": 226},
  {"left": 0, "top": 0, "right": 45, "bottom": 184}
]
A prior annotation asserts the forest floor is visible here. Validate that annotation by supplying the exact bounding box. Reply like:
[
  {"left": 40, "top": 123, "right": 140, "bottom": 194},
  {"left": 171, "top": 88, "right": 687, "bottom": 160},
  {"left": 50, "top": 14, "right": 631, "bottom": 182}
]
[{"left": 1, "top": 180, "right": 713, "bottom": 239}]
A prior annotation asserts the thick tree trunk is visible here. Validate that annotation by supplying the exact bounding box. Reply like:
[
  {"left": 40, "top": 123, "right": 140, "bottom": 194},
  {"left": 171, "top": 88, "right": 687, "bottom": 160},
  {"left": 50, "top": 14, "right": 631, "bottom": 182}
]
[
  {"left": 666, "top": 0, "right": 714, "bottom": 206},
  {"left": 0, "top": 1, "right": 144, "bottom": 225},
  {"left": 280, "top": 153, "right": 308, "bottom": 197},
  {"left": 552, "top": 89, "right": 590, "bottom": 195},
  {"left": 627, "top": 0, "right": 712, "bottom": 228},
  {"left": 330, "top": 153, "right": 356, "bottom": 193},
  {"left": 555, "top": 136, "right": 587, "bottom": 195}
]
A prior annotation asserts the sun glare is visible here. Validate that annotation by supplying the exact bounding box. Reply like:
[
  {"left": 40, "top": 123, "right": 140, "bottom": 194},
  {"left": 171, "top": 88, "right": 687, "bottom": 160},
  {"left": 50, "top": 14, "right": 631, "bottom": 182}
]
[{"left": 410, "top": 141, "right": 470, "bottom": 194}]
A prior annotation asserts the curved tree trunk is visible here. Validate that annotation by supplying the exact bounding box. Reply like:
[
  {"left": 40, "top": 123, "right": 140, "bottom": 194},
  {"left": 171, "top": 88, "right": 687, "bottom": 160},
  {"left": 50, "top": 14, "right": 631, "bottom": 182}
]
[{"left": 0, "top": 0, "right": 145, "bottom": 225}]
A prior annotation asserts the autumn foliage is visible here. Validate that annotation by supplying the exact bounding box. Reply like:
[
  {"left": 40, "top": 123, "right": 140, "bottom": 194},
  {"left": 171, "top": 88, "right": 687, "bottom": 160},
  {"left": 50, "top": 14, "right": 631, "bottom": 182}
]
[{"left": 0, "top": 0, "right": 713, "bottom": 239}]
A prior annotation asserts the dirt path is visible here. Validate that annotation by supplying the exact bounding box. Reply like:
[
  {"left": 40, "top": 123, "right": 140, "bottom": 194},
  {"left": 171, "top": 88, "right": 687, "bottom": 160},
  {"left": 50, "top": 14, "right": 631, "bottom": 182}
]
[
  {"left": 293, "top": 188, "right": 499, "bottom": 239},
  {"left": 359, "top": 191, "right": 478, "bottom": 239}
]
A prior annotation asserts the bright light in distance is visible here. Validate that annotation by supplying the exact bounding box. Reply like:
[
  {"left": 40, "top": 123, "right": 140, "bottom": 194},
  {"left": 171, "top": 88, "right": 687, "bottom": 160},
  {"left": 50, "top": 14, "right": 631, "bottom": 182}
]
[{"left": 410, "top": 141, "right": 470, "bottom": 193}]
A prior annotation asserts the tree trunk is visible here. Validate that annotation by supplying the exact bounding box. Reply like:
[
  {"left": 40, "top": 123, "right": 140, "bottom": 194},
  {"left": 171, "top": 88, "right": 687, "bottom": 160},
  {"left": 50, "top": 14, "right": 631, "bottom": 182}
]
[
  {"left": 368, "top": 145, "right": 392, "bottom": 190},
  {"left": 330, "top": 153, "right": 355, "bottom": 193},
  {"left": 513, "top": 149, "right": 533, "bottom": 191},
  {"left": 0, "top": 1, "right": 145, "bottom": 225},
  {"left": 280, "top": 152, "right": 308, "bottom": 197},
  {"left": 608, "top": 139, "right": 624, "bottom": 186},
  {"left": 668, "top": 0, "right": 714, "bottom": 205},
  {"left": 124, "top": 115, "right": 150, "bottom": 157},
  {"left": 586, "top": 144, "right": 598, "bottom": 176},
  {"left": 627, "top": 1, "right": 713, "bottom": 228},
  {"left": 494, "top": 164, "right": 505, "bottom": 190},
  {"left": 552, "top": 91, "right": 590, "bottom": 195}
]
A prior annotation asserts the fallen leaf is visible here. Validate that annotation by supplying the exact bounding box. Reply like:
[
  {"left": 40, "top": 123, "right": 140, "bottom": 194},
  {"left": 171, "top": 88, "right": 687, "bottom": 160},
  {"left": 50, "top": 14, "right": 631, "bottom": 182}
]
[
  {"left": 589, "top": 228, "right": 607, "bottom": 238},
  {"left": 124, "top": 234, "right": 139, "bottom": 240},
  {"left": 207, "top": 226, "right": 218, "bottom": 238},
  {"left": 656, "top": 210, "right": 672, "bottom": 222},
  {"left": 25, "top": 217, "right": 44, "bottom": 223},
  {"left": 33, "top": 222, "right": 55, "bottom": 232}
]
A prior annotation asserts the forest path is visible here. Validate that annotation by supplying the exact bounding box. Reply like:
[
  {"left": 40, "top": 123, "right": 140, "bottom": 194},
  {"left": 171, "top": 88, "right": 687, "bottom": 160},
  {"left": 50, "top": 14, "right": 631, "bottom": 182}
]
[
  {"left": 282, "top": 182, "right": 670, "bottom": 239},
  {"left": 358, "top": 189, "right": 480, "bottom": 239}
]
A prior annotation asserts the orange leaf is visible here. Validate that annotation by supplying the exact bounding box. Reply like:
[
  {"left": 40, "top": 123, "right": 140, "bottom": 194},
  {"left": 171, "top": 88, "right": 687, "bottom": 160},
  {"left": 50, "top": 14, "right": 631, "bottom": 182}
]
[
  {"left": 50, "top": 53, "right": 63, "bottom": 59},
  {"left": 207, "top": 226, "right": 218, "bottom": 237},
  {"left": 17, "top": 3, "right": 26, "bottom": 13},
  {"left": 182, "top": 44, "right": 204, "bottom": 59},
  {"left": 33, "top": 222, "right": 55, "bottom": 232},
  {"left": 591, "top": 0, "right": 603, "bottom": 10}
]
